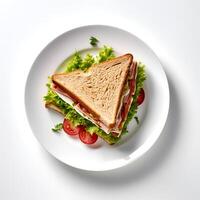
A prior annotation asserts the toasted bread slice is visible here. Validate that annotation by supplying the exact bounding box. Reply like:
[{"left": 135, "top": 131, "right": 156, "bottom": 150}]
[{"left": 52, "top": 54, "right": 133, "bottom": 128}]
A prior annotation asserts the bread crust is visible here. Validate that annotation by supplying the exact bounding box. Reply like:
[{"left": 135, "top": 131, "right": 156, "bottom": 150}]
[{"left": 45, "top": 102, "right": 64, "bottom": 114}]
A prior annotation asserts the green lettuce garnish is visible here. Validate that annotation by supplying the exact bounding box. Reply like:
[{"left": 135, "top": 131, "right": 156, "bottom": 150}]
[
  {"left": 90, "top": 36, "right": 99, "bottom": 47},
  {"left": 80, "top": 54, "right": 95, "bottom": 71},
  {"left": 96, "top": 45, "right": 115, "bottom": 63},
  {"left": 65, "top": 52, "right": 83, "bottom": 72},
  {"left": 65, "top": 46, "right": 114, "bottom": 72},
  {"left": 52, "top": 123, "right": 63, "bottom": 132}
]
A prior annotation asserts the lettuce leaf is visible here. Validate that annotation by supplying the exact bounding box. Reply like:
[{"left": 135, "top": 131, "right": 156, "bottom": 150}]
[
  {"left": 96, "top": 45, "right": 115, "bottom": 63},
  {"left": 65, "top": 52, "right": 82, "bottom": 72},
  {"left": 90, "top": 36, "right": 99, "bottom": 46},
  {"left": 65, "top": 46, "right": 114, "bottom": 72},
  {"left": 52, "top": 123, "right": 63, "bottom": 132},
  {"left": 80, "top": 54, "right": 95, "bottom": 71}
]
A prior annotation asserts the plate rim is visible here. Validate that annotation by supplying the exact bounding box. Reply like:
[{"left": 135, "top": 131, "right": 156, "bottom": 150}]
[{"left": 24, "top": 24, "right": 170, "bottom": 171}]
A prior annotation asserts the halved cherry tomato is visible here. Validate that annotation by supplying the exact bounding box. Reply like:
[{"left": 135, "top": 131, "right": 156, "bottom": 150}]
[
  {"left": 137, "top": 88, "right": 145, "bottom": 106},
  {"left": 63, "top": 119, "right": 82, "bottom": 135},
  {"left": 79, "top": 129, "right": 98, "bottom": 144}
]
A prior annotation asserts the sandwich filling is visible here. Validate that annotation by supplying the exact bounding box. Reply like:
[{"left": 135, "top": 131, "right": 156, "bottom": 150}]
[
  {"left": 51, "top": 61, "right": 137, "bottom": 137},
  {"left": 111, "top": 61, "right": 137, "bottom": 136}
]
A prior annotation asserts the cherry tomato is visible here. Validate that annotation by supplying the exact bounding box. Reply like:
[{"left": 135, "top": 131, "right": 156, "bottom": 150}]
[
  {"left": 63, "top": 119, "right": 82, "bottom": 135},
  {"left": 137, "top": 88, "right": 145, "bottom": 106},
  {"left": 79, "top": 129, "right": 98, "bottom": 144}
]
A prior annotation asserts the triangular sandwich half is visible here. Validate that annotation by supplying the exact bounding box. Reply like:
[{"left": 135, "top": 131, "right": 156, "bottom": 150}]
[{"left": 50, "top": 54, "right": 137, "bottom": 137}]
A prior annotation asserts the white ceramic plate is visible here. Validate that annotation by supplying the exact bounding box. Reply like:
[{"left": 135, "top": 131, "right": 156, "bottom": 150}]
[{"left": 25, "top": 25, "right": 169, "bottom": 171}]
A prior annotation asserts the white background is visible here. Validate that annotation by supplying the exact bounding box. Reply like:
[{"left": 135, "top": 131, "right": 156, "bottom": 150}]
[{"left": 1, "top": 0, "right": 200, "bottom": 199}]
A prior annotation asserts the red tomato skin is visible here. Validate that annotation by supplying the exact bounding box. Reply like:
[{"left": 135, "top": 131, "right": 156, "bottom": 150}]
[
  {"left": 79, "top": 130, "right": 98, "bottom": 144},
  {"left": 137, "top": 88, "right": 145, "bottom": 106},
  {"left": 63, "top": 119, "right": 81, "bottom": 135},
  {"left": 63, "top": 119, "right": 98, "bottom": 144}
]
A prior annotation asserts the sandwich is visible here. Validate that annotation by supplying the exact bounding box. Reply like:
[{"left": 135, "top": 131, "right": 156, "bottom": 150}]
[{"left": 44, "top": 51, "right": 146, "bottom": 145}]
